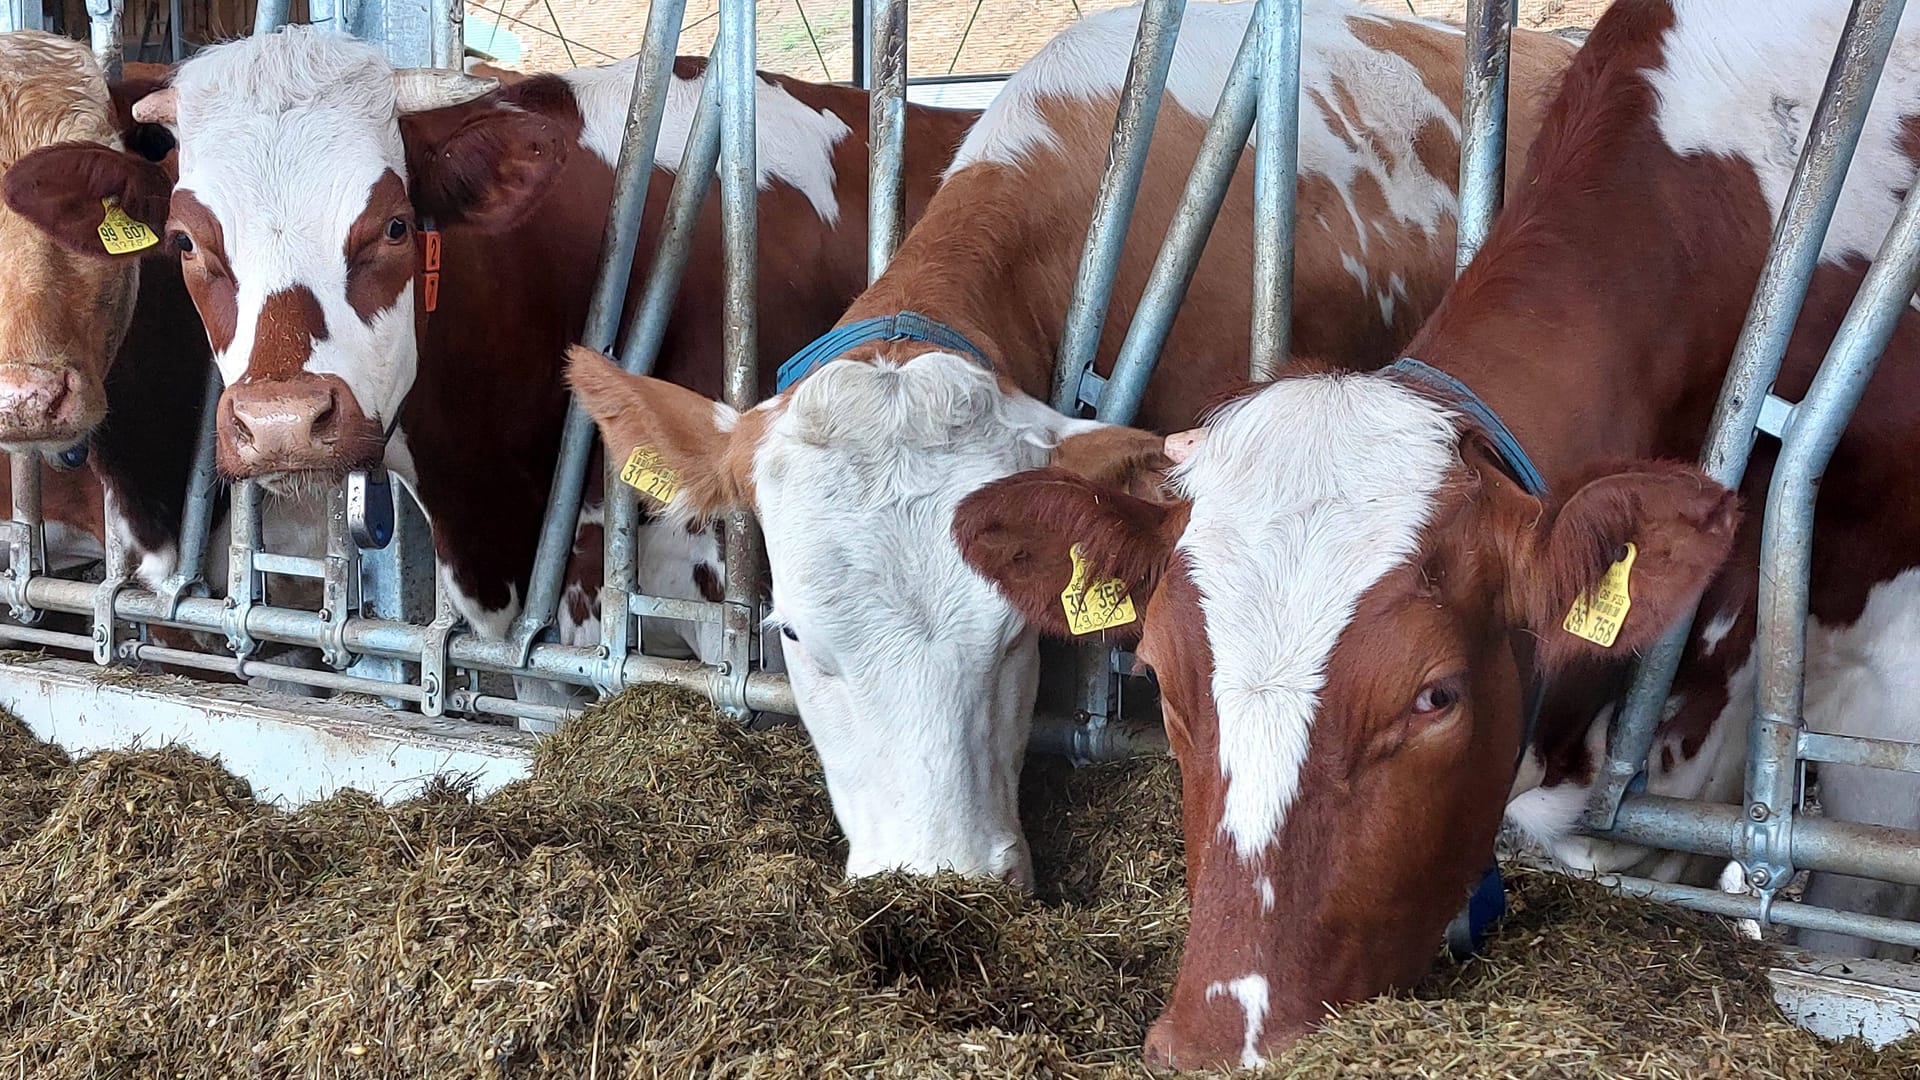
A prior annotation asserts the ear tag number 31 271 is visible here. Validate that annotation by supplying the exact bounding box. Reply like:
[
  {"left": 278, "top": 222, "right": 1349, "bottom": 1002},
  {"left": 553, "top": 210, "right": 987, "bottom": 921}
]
[
  {"left": 1563, "top": 542, "right": 1636, "bottom": 648},
  {"left": 620, "top": 445, "right": 680, "bottom": 505},
  {"left": 97, "top": 199, "right": 158, "bottom": 255},
  {"left": 1060, "top": 543, "right": 1138, "bottom": 636}
]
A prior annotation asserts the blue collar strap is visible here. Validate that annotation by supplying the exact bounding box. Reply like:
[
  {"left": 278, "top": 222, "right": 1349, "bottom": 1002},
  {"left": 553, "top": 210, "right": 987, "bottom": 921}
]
[
  {"left": 774, "top": 311, "right": 992, "bottom": 392},
  {"left": 1386, "top": 357, "right": 1549, "bottom": 498}
]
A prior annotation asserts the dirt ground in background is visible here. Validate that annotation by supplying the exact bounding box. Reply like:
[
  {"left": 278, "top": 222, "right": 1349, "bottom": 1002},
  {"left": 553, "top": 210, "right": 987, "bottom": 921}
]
[{"left": 1403, "top": 0, "right": 1616, "bottom": 30}]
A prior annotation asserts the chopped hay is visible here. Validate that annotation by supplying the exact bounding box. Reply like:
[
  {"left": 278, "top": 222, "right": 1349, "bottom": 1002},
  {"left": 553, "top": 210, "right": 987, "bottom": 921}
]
[{"left": 0, "top": 695, "right": 1913, "bottom": 1079}]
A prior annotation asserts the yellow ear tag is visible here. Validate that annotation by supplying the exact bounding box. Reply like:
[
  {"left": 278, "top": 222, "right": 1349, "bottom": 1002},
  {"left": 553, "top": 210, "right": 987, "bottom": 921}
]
[
  {"left": 1563, "top": 542, "right": 1637, "bottom": 648},
  {"left": 1060, "top": 543, "right": 1138, "bottom": 636},
  {"left": 97, "top": 198, "right": 159, "bottom": 255},
  {"left": 620, "top": 445, "right": 680, "bottom": 505}
]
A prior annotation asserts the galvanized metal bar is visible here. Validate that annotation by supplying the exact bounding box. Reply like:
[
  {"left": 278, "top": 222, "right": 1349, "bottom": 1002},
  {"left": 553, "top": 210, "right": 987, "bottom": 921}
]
[
  {"left": 308, "top": 0, "right": 342, "bottom": 34},
  {"left": 223, "top": 479, "right": 262, "bottom": 657},
  {"left": 715, "top": 0, "right": 762, "bottom": 720},
  {"left": 1455, "top": 0, "right": 1513, "bottom": 273},
  {"left": 615, "top": 53, "right": 723, "bottom": 376},
  {"left": 1248, "top": 0, "right": 1301, "bottom": 381},
  {"left": 23, "top": 573, "right": 799, "bottom": 714},
  {"left": 1606, "top": 795, "right": 1920, "bottom": 889},
  {"left": 127, "top": 642, "right": 431, "bottom": 704},
  {"left": 506, "top": 0, "right": 687, "bottom": 661},
  {"left": 1563, "top": 866, "right": 1920, "bottom": 953},
  {"left": 1798, "top": 730, "right": 1920, "bottom": 773},
  {"left": 156, "top": 365, "right": 223, "bottom": 618},
  {"left": 168, "top": 0, "right": 183, "bottom": 60},
  {"left": 867, "top": 0, "right": 909, "bottom": 281},
  {"left": 1050, "top": 0, "right": 1189, "bottom": 414},
  {"left": 600, "top": 58, "right": 723, "bottom": 686},
  {"left": 0, "top": 623, "right": 91, "bottom": 652},
  {"left": 1750, "top": 139, "right": 1920, "bottom": 895},
  {"left": 251, "top": 553, "right": 328, "bottom": 579},
  {"left": 1094, "top": 17, "right": 1262, "bottom": 427},
  {"left": 1584, "top": 0, "right": 1906, "bottom": 833},
  {"left": 253, "top": 0, "right": 290, "bottom": 35},
  {"left": 6, "top": 454, "right": 43, "bottom": 624},
  {"left": 430, "top": 0, "right": 465, "bottom": 69},
  {"left": 628, "top": 594, "right": 725, "bottom": 623},
  {"left": 0, "top": 1, "right": 48, "bottom": 32},
  {"left": 87, "top": 0, "right": 123, "bottom": 77}
]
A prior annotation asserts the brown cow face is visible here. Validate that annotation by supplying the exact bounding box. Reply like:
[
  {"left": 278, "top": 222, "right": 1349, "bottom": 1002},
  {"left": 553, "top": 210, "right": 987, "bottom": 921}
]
[
  {"left": 101, "top": 28, "right": 555, "bottom": 483},
  {"left": 956, "top": 373, "right": 1741, "bottom": 1068},
  {"left": 0, "top": 34, "right": 150, "bottom": 452}
]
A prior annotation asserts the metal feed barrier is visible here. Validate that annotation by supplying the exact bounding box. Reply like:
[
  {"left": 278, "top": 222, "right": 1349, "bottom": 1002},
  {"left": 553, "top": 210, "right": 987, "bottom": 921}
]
[{"left": 3, "top": 0, "right": 1920, "bottom": 1006}]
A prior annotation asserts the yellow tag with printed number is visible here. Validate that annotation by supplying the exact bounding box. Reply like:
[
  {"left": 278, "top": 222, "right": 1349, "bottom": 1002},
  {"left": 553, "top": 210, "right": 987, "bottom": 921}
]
[
  {"left": 1060, "top": 543, "right": 1138, "bottom": 636},
  {"left": 620, "top": 445, "right": 680, "bottom": 505},
  {"left": 1563, "top": 542, "right": 1637, "bottom": 648},
  {"left": 97, "top": 198, "right": 158, "bottom": 255}
]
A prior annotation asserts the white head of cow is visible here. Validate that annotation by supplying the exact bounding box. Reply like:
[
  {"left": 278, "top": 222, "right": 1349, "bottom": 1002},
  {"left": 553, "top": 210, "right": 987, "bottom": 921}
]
[
  {"left": 116, "top": 28, "right": 507, "bottom": 480},
  {"left": 566, "top": 345, "right": 1168, "bottom": 885}
]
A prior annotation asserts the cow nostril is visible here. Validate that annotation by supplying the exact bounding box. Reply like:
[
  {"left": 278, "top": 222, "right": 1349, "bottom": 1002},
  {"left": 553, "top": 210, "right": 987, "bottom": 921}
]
[
  {"left": 231, "top": 412, "right": 255, "bottom": 448},
  {"left": 310, "top": 392, "right": 339, "bottom": 442},
  {"left": 42, "top": 374, "right": 70, "bottom": 418}
]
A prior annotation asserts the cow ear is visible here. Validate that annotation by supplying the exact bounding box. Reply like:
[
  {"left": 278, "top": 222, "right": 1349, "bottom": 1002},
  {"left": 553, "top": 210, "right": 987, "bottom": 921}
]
[
  {"left": 403, "top": 104, "right": 567, "bottom": 230},
  {"left": 1048, "top": 423, "right": 1172, "bottom": 500},
  {"left": 3, "top": 143, "right": 173, "bottom": 259},
  {"left": 1510, "top": 462, "right": 1740, "bottom": 672},
  {"left": 566, "top": 346, "right": 752, "bottom": 520},
  {"left": 955, "top": 467, "right": 1174, "bottom": 641}
]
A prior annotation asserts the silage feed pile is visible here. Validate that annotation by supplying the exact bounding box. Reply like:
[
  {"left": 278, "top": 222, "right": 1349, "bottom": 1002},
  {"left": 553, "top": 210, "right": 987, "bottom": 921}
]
[{"left": 0, "top": 694, "right": 1913, "bottom": 1079}]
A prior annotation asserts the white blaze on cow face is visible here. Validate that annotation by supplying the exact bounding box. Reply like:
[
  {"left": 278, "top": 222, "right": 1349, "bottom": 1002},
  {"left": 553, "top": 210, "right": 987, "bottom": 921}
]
[
  {"left": 757, "top": 353, "right": 1095, "bottom": 885},
  {"left": 1168, "top": 374, "right": 1459, "bottom": 856},
  {"left": 163, "top": 30, "right": 418, "bottom": 429}
]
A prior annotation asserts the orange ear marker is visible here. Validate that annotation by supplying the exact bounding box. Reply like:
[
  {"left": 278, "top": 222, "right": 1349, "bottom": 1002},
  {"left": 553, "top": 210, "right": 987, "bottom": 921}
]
[{"left": 420, "top": 226, "right": 443, "bottom": 314}]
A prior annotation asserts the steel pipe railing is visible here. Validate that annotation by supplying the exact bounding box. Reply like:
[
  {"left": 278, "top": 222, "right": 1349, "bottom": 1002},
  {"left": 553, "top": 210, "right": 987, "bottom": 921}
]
[
  {"left": 867, "top": 0, "right": 909, "bottom": 281},
  {"left": 155, "top": 364, "right": 223, "bottom": 618},
  {"left": 1455, "top": 0, "right": 1513, "bottom": 273},
  {"left": 1050, "top": 0, "right": 1189, "bottom": 414},
  {"left": 506, "top": 0, "right": 688, "bottom": 664},
  {"left": 1529, "top": 860, "right": 1920, "bottom": 953},
  {"left": 88, "top": 0, "right": 124, "bottom": 77},
  {"left": 253, "top": 0, "right": 290, "bottom": 36},
  {"left": 1748, "top": 125, "right": 1920, "bottom": 895},
  {"left": 1584, "top": 0, "right": 1909, "bottom": 834},
  {"left": 1094, "top": 13, "right": 1263, "bottom": 427},
  {"left": 1249, "top": 0, "right": 1301, "bottom": 380},
  {"left": 714, "top": 0, "right": 765, "bottom": 721}
]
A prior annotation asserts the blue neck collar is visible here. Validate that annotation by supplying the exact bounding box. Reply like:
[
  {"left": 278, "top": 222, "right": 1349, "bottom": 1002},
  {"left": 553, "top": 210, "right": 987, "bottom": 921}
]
[
  {"left": 1385, "top": 357, "right": 1549, "bottom": 498},
  {"left": 775, "top": 311, "right": 992, "bottom": 392}
]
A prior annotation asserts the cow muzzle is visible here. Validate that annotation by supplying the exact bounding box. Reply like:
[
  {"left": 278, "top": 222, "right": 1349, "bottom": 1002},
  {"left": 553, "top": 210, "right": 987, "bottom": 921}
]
[
  {"left": 0, "top": 363, "right": 105, "bottom": 450},
  {"left": 217, "top": 374, "right": 384, "bottom": 478}
]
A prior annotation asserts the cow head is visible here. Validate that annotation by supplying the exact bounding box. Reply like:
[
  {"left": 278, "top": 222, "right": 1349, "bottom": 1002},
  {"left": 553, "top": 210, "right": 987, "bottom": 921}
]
[
  {"left": 566, "top": 345, "right": 1168, "bottom": 887},
  {"left": 955, "top": 372, "right": 1740, "bottom": 1067},
  {"left": 5, "top": 27, "right": 560, "bottom": 484},
  {"left": 0, "top": 33, "right": 164, "bottom": 453}
]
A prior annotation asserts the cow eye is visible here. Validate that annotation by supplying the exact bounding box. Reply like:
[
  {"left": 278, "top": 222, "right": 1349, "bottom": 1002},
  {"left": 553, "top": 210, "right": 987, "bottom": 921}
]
[
  {"left": 384, "top": 217, "right": 409, "bottom": 242},
  {"left": 170, "top": 231, "right": 194, "bottom": 256},
  {"left": 1412, "top": 680, "right": 1460, "bottom": 717},
  {"left": 781, "top": 625, "right": 799, "bottom": 642}
]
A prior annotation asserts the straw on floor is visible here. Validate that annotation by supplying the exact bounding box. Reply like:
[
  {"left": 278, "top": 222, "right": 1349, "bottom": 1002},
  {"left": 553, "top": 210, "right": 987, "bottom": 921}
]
[{"left": 0, "top": 689, "right": 1912, "bottom": 1079}]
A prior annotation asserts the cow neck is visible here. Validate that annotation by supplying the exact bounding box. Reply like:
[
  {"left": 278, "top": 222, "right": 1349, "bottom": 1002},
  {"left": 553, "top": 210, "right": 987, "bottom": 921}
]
[
  {"left": 1396, "top": 106, "right": 1766, "bottom": 496},
  {"left": 834, "top": 164, "right": 1056, "bottom": 396}
]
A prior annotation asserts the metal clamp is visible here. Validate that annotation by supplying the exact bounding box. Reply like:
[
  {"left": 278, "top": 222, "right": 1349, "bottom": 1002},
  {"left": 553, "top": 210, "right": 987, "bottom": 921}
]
[{"left": 346, "top": 468, "right": 396, "bottom": 550}]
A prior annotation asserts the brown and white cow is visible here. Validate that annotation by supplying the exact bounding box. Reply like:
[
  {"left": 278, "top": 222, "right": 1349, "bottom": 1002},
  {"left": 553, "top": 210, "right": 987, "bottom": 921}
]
[
  {"left": 566, "top": 1, "right": 1576, "bottom": 884},
  {"left": 0, "top": 33, "right": 214, "bottom": 587},
  {"left": 8, "top": 28, "right": 979, "bottom": 700},
  {"left": 957, "top": 0, "right": 1920, "bottom": 1065}
]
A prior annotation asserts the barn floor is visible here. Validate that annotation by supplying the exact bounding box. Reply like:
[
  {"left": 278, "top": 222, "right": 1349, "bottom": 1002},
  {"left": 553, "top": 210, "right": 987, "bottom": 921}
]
[{"left": 0, "top": 687, "right": 1914, "bottom": 1079}]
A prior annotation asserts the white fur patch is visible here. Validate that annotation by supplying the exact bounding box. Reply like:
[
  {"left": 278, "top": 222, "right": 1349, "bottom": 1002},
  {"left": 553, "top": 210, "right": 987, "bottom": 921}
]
[
  {"left": 1649, "top": 0, "right": 1920, "bottom": 267},
  {"left": 1206, "top": 973, "right": 1272, "bottom": 1068},
  {"left": 1700, "top": 608, "right": 1738, "bottom": 655},
  {"left": 560, "top": 58, "right": 852, "bottom": 224},
  {"left": 169, "top": 28, "right": 420, "bottom": 428},
  {"left": 951, "top": 1, "right": 1459, "bottom": 246},
  {"left": 1171, "top": 374, "right": 1459, "bottom": 858},
  {"left": 752, "top": 352, "right": 1095, "bottom": 882}
]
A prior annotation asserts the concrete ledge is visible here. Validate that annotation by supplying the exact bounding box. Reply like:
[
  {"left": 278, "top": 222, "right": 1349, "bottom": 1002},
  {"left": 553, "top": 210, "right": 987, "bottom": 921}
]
[
  {"left": 1771, "top": 949, "right": 1920, "bottom": 1048},
  {"left": 0, "top": 653, "right": 535, "bottom": 807}
]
